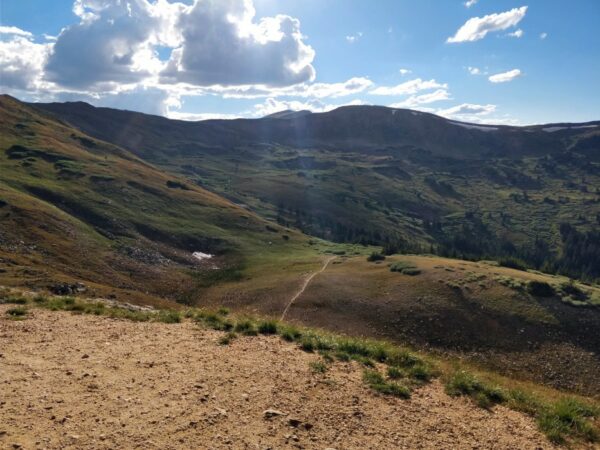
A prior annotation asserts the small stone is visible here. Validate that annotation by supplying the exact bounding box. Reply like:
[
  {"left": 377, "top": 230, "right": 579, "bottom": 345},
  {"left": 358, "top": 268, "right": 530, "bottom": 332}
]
[
  {"left": 81, "top": 354, "right": 89, "bottom": 359},
  {"left": 263, "top": 409, "right": 285, "bottom": 419}
]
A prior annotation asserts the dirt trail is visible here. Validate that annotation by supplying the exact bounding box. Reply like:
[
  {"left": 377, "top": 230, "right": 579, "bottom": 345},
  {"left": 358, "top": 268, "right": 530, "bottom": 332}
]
[
  {"left": 281, "top": 256, "right": 336, "bottom": 320},
  {"left": 0, "top": 306, "right": 558, "bottom": 450}
]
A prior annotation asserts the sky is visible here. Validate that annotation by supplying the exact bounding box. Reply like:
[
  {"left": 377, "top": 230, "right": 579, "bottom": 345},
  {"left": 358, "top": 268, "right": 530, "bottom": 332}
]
[{"left": 1, "top": 0, "right": 599, "bottom": 125}]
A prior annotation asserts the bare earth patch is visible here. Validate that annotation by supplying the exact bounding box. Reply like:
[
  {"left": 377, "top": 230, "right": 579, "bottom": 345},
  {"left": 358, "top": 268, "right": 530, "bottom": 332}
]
[{"left": 0, "top": 306, "right": 557, "bottom": 449}]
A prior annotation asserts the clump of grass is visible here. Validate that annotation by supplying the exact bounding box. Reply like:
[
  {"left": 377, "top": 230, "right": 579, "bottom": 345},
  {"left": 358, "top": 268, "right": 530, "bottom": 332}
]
[
  {"left": 538, "top": 397, "right": 599, "bottom": 444},
  {"left": 389, "top": 261, "right": 420, "bottom": 275},
  {"left": 234, "top": 319, "right": 258, "bottom": 336},
  {"left": 279, "top": 324, "right": 302, "bottom": 342},
  {"left": 367, "top": 252, "right": 385, "bottom": 262},
  {"left": 445, "top": 370, "right": 506, "bottom": 409},
  {"left": 257, "top": 319, "right": 278, "bottom": 335},
  {"left": 527, "top": 280, "right": 555, "bottom": 297},
  {"left": 363, "top": 369, "right": 410, "bottom": 399},
  {"left": 387, "top": 366, "right": 404, "bottom": 379},
  {"left": 2, "top": 296, "right": 28, "bottom": 305},
  {"left": 217, "top": 307, "right": 230, "bottom": 316},
  {"left": 157, "top": 310, "right": 182, "bottom": 324},
  {"left": 219, "top": 332, "right": 237, "bottom": 346},
  {"left": 309, "top": 360, "right": 328, "bottom": 374},
  {"left": 6, "top": 306, "right": 28, "bottom": 318}
]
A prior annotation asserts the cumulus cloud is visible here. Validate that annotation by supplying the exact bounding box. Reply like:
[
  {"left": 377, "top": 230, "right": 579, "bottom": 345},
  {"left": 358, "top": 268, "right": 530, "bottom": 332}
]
[
  {"left": 389, "top": 89, "right": 450, "bottom": 108},
  {"left": 161, "top": 0, "right": 315, "bottom": 87},
  {"left": 464, "top": 0, "right": 478, "bottom": 8},
  {"left": 540, "top": 32, "right": 548, "bottom": 40},
  {"left": 0, "top": 35, "right": 51, "bottom": 90},
  {"left": 467, "top": 66, "right": 482, "bottom": 75},
  {"left": 399, "top": 68, "right": 412, "bottom": 75},
  {"left": 370, "top": 78, "right": 447, "bottom": 96},
  {"left": 447, "top": 6, "right": 528, "bottom": 43},
  {"left": 488, "top": 68, "right": 522, "bottom": 83},
  {"left": 45, "top": 0, "right": 181, "bottom": 89}
]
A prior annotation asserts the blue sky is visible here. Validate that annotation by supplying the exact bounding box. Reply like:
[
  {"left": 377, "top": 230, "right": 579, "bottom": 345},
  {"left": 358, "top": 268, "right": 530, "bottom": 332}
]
[{"left": 1, "top": 0, "right": 599, "bottom": 124}]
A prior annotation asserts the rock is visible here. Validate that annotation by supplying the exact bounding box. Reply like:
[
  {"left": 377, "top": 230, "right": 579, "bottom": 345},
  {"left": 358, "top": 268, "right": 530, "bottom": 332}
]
[
  {"left": 263, "top": 409, "right": 285, "bottom": 419},
  {"left": 81, "top": 354, "right": 89, "bottom": 359}
]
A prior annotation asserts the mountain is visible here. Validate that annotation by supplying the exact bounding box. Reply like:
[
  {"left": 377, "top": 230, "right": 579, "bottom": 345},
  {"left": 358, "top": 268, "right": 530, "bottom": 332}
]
[
  {"left": 31, "top": 100, "right": 600, "bottom": 281},
  {"left": 0, "top": 95, "right": 313, "bottom": 306}
]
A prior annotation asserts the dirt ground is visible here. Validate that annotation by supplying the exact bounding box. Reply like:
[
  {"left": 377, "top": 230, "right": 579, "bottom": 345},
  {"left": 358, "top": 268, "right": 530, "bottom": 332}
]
[{"left": 0, "top": 306, "right": 558, "bottom": 450}]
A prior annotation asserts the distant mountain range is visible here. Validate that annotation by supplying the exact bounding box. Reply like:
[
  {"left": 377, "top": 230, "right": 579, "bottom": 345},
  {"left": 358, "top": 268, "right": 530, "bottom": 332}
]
[{"left": 27, "top": 98, "right": 600, "bottom": 281}]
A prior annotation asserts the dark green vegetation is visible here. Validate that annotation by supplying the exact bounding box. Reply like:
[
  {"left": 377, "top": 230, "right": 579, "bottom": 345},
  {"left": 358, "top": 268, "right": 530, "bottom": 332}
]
[
  {"left": 3, "top": 288, "right": 598, "bottom": 446},
  {"left": 32, "top": 100, "right": 600, "bottom": 282}
]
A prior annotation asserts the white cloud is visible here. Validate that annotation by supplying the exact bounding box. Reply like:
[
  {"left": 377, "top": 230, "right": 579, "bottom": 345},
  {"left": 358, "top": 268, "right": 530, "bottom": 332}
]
[
  {"left": 370, "top": 78, "right": 447, "bottom": 96},
  {"left": 167, "top": 111, "right": 240, "bottom": 121},
  {"left": 468, "top": 66, "right": 481, "bottom": 75},
  {"left": 488, "top": 68, "right": 522, "bottom": 83},
  {"left": 45, "top": 0, "right": 180, "bottom": 89},
  {"left": 0, "top": 26, "right": 33, "bottom": 38},
  {"left": 161, "top": 0, "right": 315, "bottom": 87},
  {"left": 540, "top": 32, "right": 548, "bottom": 40},
  {"left": 389, "top": 89, "right": 450, "bottom": 108},
  {"left": 195, "top": 76, "right": 373, "bottom": 99},
  {"left": 252, "top": 97, "right": 366, "bottom": 117},
  {"left": 464, "top": 0, "right": 478, "bottom": 8},
  {"left": 0, "top": 36, "right": 51, "bottom": 90},
  {"left": 436, "top": 103, "right": 502, "bottom": 123},
  {"left": 507, "top": 29, "right": 524, "bottom": 38},
  {"left": 346, "top": 32, "right": 363, "bottom": 43},
  {"left": 399, "top": 68, "right": 412, "bottom": 75},
  {"left": 447, "top": 6, "right": 528, "bottom": 43}
]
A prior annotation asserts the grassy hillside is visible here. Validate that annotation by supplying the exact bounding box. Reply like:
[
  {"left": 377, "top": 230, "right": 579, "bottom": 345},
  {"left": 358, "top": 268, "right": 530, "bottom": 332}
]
[
  {"left": 0, "top": 95, "right": 320, "bottom": 306},
  {"left": 32, "top": 101, "right": 600, "bottom": 282}
]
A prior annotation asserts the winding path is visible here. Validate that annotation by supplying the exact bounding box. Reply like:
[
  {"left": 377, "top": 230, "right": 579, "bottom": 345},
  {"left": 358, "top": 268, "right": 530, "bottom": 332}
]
[{"left": 280, "top": 256, "right": 335, "bottom": 321}]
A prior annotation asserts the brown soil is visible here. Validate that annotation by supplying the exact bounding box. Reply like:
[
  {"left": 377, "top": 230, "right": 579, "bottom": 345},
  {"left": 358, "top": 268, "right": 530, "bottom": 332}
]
[{"left": 0, "top": 306, "right": 558, "bottom": 449}]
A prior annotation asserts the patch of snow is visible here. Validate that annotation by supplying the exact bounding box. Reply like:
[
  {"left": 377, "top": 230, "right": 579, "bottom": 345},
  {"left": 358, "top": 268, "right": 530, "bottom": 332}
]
[
  {"left": 542, "top": 124, "right": 597, "bottom": 133},
  {"left": 572, "top": 124, "right": 598, "bottom": 129},
  {"left": 448, "top": 121, "right": 498, "bottom": 132},
  {"left": 192, "top": 251, "right": 213, "bottom": 261}
]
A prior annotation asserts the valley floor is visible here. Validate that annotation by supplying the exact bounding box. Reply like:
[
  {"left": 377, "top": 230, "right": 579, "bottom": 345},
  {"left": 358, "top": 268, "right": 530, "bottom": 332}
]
[{"left": 0, "top": 306, "right": 558, "bottom": 450}]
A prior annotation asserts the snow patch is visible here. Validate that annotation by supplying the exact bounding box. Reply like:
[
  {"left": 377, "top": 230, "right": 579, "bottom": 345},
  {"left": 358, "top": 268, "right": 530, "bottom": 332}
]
[
  {"left": 448, "top": 121, "right": 498, "bottom": 132},
  {"left": 543, "top": 125, "right": 597, "bottom": 133},
  {"left": 192, "top": 251, "right": 213, "bottom": 261}
]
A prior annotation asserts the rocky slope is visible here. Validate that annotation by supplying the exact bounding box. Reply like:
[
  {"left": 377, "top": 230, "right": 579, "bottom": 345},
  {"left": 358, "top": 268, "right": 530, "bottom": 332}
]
[{"left": 0, "top": 306, "right": 558, "bottom": 450}]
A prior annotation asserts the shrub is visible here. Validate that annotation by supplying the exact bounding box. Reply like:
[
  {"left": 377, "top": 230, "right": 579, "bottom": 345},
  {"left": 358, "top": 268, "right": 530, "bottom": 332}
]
[
  {"left": 234, "top": 319, "right": 258, "bottom": 336},
  {"left": 3, "top": 296, "right": 27, "bottom": 305},
  {"left": 6, "top": 306, "right": 28, "bottom": 317},
  {"left": 559, "top": 280, "right": 588, "bottom": 300},
  {"left": 363, "top": 370, "right": 410, "bottom": 399},
  {"left": 389, "top": 261, "right": 420, "bottom": 275},
  {"left": 527, "top": 280, "right": 555, "bottom": 297},
  {"left": 387, "top": 366, "right": 404, "bottom": 379},
  {"left": 445, "top": 370, "right": 506, "bottom": 409},
  {"left": 219, "top": 332, "right": 237, "bottom": 346},
  {"left": 367, "top": 252, "right": 385, "bottom": 262},
  {"left": 309, "top": 361, "right": 328, "bottom": 374},
  {"left": 498, "top": 257, "right": 528, "bottom": 271},
  {"left": 157, "top": 310, "right": 182, "bottom": 324},
  {"left": 401, "top": 268, "right": 421, "bottom": 276},
  {"left": 538, "top": 398, "right": 599, "bottom": 444},
  {"left": 279, "top": 325, "right": 302, "bottom": 342},
  {"left": 258, "top": 320, "right": 278, "bottom": 335}
]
